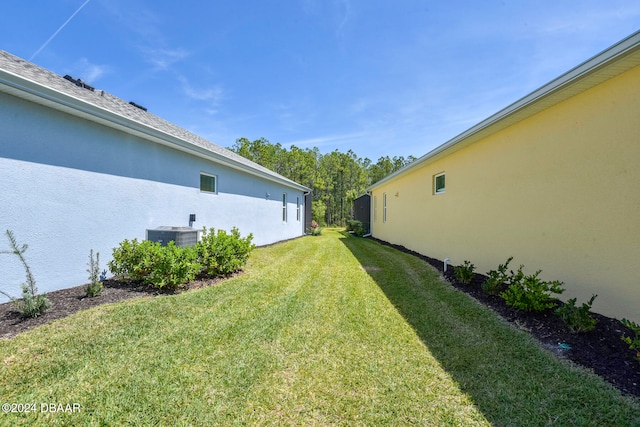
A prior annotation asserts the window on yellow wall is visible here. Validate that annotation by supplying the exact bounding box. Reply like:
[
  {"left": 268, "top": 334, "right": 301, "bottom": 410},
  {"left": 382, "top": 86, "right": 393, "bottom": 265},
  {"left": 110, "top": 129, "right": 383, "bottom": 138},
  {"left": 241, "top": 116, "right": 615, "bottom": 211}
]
[
  {"left": 383, "top": 193, "right": 387, "bottom": 223},
  {"left": 434, "top": 173, "right": 445, "bottom": 194}
]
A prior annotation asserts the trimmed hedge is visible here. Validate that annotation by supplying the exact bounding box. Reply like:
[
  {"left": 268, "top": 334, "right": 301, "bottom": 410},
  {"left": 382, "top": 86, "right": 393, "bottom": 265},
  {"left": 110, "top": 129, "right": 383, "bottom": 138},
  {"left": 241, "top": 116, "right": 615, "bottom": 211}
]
[{"left": 108, "top": 227, "right": 254, "bottom": 289}]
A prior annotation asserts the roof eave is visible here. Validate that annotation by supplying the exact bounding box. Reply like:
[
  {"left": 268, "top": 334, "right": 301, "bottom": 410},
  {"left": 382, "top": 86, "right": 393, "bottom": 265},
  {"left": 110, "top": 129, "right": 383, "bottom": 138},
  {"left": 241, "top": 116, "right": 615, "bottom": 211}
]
[
  {"left": 368, "top": 30, "right": 640, "bottom": 191},
  {"left": 0, "top": 70, "right": 310, "bottom": 193}
]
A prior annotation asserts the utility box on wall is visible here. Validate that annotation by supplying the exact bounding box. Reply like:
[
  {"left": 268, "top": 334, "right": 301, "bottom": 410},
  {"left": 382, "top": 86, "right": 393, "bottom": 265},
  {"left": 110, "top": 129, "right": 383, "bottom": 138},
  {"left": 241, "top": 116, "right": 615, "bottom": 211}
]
[{"left": 146, "top": 226, "right": 199, "bottom": 247}]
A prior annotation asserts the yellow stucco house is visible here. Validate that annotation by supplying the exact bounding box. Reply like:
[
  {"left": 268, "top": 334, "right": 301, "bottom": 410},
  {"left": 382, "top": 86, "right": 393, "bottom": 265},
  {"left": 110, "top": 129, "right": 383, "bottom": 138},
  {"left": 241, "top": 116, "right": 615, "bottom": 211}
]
[{"left": 367, "top": 31, "right": 640, "bottom": 322}]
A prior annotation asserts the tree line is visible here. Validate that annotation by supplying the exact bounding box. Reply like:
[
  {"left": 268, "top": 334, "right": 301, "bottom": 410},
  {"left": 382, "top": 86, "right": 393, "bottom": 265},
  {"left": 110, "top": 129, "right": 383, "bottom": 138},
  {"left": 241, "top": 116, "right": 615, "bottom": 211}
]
[{"left": 230, "top": 137, "right": 416, "bottom": 226}]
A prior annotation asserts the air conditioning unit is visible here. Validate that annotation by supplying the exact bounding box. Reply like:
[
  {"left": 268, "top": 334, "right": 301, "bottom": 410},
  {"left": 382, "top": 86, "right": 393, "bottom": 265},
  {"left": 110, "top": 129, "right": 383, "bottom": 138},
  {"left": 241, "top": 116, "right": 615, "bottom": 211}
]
[{"left": 146, "top": 226, "right": 199, "bottom": 247}]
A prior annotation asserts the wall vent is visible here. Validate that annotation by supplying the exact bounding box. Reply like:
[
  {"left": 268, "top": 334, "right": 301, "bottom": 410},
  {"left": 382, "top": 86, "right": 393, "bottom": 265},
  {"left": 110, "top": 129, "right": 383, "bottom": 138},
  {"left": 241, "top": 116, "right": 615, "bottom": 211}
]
[{"left": 146, "top": 226, "right": 199, "bottom": 247}]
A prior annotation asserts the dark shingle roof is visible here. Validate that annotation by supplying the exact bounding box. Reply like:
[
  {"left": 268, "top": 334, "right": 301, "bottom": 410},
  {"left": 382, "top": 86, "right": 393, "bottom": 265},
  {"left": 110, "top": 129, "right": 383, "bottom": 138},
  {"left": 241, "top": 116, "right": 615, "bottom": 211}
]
[{"left": 0, "top": 50, "right": 308, "bottom": 191}]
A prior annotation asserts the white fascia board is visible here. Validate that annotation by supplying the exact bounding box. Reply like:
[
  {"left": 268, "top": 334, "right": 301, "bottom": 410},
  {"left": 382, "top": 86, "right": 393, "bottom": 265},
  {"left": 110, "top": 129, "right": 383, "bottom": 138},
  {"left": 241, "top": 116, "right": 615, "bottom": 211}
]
[
  {"left": 367, "top": 30, "right": 640, "bottom": 192},
  {"left": 0, "top": 72, "right": 309, "bottom": 193}
]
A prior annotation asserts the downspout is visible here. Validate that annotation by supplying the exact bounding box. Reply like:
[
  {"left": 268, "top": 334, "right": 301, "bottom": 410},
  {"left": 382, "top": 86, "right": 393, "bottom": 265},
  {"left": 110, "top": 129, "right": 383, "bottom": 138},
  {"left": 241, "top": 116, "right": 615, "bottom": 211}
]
[
  {"left": 443, "top": 258, "right": 451, "bottom": 272},
  {"left": 304, "top": 190, "right": 311, "bottom": 235}
]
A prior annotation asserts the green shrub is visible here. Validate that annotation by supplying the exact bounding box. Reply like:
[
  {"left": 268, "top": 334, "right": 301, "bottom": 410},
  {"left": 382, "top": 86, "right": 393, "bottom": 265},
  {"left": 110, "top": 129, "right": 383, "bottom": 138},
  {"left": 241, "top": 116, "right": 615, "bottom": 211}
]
[
  {"left": 346, "top": 219, "right": 365, "bottom": 237},
  {"left": 0, "top": 230, "right": 51, "bottom": 318},
  {"left": 555, "top": 294, "right": 598, "bottom": 332},
  {"left": 86, "top": 249, "right": 103, "bottom": 297},
  {"left": 12, "top": 284, "right": 52, "bottom": 318},
  {"left": 454, "top": 260, "right": 475, "bottom": 284},
  {"left": 307, "top": 220, "right": 322, "bottom": 236},
  {"left": 500, "top": 266, "right": 564, "bottom": 312},
  {"left": 145, "top": 242, "right": 200, "bottom": 289},
  {"left": 109, "top": 239, "right": 200, "bottom": 289},
  {"left": 621, "top": 319, "right": 640, "bottom": 362},
  {"left": 108, "top": 239, "right": 154, "bottom": 282},
  {"left": 109, "top": 227, "right": 254, "bottom": 289},
  {"left": 482, "top": 256, "right": 513, "bottom": 295},
  {"left": 197, "top": 227, "right": 255, "bottom": 276}
]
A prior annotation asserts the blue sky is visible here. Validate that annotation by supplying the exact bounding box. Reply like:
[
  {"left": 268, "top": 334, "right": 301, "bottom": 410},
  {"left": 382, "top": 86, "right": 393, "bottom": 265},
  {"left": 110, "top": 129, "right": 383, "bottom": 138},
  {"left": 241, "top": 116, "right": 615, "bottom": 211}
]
[{"left": 2, "top": 1, "right": 639, "bottom": 161}]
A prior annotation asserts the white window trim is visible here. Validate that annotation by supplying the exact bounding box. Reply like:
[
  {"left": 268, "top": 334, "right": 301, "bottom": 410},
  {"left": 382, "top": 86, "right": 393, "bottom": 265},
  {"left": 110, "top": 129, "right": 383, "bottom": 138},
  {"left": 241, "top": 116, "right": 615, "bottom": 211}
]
[
  {"left": 373, "top": 195, "right": 377, "bottom": 222},
  {"left": 296, "top": 196, "right": 301, "bottom": 222},
  {"left": 434, "top": 172, "right": 445, "bottom": 195},
  {"left": 383, "top": 193, "right": 387, "bottom": 223},
  {"left": 200, "top": 172, "right": 217, "bottom": 194}
]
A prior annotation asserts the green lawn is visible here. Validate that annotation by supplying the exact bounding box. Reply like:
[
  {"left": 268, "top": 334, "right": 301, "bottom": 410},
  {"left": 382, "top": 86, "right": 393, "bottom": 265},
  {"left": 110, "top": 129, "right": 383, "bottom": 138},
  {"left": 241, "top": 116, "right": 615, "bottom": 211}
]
[{"left": 1, "top": 229, "right": 639, "bottom": 426}]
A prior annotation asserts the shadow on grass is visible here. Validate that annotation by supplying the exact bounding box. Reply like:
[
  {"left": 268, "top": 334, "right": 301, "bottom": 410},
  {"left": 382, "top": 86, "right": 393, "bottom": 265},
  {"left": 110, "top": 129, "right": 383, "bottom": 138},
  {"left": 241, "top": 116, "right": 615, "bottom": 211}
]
[{"left": 337, "top": 232, "right": 640, "bottom": 427}]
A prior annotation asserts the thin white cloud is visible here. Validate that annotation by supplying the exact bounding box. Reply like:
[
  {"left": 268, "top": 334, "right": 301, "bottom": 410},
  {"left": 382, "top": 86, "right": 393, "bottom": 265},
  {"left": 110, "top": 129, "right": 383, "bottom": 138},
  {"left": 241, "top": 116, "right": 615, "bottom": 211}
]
[
  {"left": 284, "top": 131, "right": 368, "bottom": 149},
  {"left": 178, "top": 75, "right": 226, "bottom": 115},
  {"left": 536, "top": 4, "right": 640, "bottom": 37},
  {"left": 179, "top": 76, "right": 224, "bottom": 102},
  {"left": 102, "top": 2, "right": 164, "bottom": 44},
  {"left": 300, "top": 0, "right": 352, "bottom": 40},
  {"left": 75, "top": 58, "right": 109, "bottom": 83},
  {"left": 100, "top": 2, "right": 189, "bottom": 72},
  {"left": 348, "top": 97, "right": 374, "bottom": 115},
  {"left": 301, "top": 0, "right": 322, "bottom": 16},
  {"left": 264, "top": 99, "right": 318, "bottom": 133},
  {"left": 30, "top": 0, "right": 92, "bottom": 60},
  {"left": 335, "top": 0, "right": 351, "bottom": 39},
  {"left": 142, "top": 47, "right": 190, "bottom": 71}
]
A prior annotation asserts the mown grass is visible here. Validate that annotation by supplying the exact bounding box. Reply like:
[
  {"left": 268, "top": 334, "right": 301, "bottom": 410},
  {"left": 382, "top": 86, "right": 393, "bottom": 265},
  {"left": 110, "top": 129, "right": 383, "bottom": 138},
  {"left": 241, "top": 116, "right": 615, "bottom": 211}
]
[{"left": 0, "top": 229, "right": 638, "bottom": 426}]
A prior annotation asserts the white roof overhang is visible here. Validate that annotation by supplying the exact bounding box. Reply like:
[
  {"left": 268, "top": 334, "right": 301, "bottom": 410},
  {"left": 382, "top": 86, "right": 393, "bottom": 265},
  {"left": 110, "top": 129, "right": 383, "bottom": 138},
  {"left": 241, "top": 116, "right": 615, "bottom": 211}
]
[
  {"left": 368, "top": 30, "right": 640, "bottom": 191},
  {"left": 0, "top": 69, "right": 309, "bottom": 192}
]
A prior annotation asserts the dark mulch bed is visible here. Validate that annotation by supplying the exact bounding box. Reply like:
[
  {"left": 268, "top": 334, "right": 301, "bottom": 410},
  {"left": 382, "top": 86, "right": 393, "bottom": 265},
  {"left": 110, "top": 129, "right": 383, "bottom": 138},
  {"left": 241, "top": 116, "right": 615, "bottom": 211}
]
[
  {"left": 0, "top": 276, "right": 229, "bottom": 340},
  {"left": 371, "top": 237, "right": 640, "bottom": 398}
]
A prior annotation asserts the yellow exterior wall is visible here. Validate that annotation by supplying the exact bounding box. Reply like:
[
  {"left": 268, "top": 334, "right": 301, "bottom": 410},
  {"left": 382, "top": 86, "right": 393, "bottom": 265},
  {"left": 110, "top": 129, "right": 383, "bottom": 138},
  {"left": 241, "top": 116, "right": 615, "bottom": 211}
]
[{"left": 371, "top": 64, "right": 640, "bottom": 322}]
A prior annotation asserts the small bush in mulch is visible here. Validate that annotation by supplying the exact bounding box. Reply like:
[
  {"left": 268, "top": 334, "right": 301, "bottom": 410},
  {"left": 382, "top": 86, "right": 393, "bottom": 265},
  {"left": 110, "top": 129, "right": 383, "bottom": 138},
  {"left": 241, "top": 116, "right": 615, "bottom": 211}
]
[
  {"left": 453, "top": 260, "right": 475, "bottom": 284},
  {"left": 0, "top": 275, "right": 232, "bottom": 340},
  {"left": 555, "top": 294, "right": 599, "bottom": 333},
  {"left": 0, "top": 230, "right": 51, "bottom": 318},
  {"left": 499, "top": 265, "right": 565, "bottom": 312}
]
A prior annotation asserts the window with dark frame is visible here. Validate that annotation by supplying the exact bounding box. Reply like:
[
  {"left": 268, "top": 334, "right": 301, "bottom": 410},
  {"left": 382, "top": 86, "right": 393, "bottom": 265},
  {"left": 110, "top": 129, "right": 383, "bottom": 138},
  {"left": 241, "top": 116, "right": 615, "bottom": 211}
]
[
  {"left": 434, "top": 172, "right": 445, "bottom": 194},
  {"left": 200, "top": 173, "right": 217, "bottom": 193},
  {"left": 282, "top": 193, "right": 287, "bottom": 222}
]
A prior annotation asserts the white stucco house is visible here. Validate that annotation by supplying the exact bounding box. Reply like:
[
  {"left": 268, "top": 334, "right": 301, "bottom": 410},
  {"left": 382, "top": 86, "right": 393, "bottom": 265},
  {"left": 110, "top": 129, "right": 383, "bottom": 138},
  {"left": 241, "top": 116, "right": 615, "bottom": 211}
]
[{"left": 0, "top": 50, "right": 310, "bottom": 300}]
